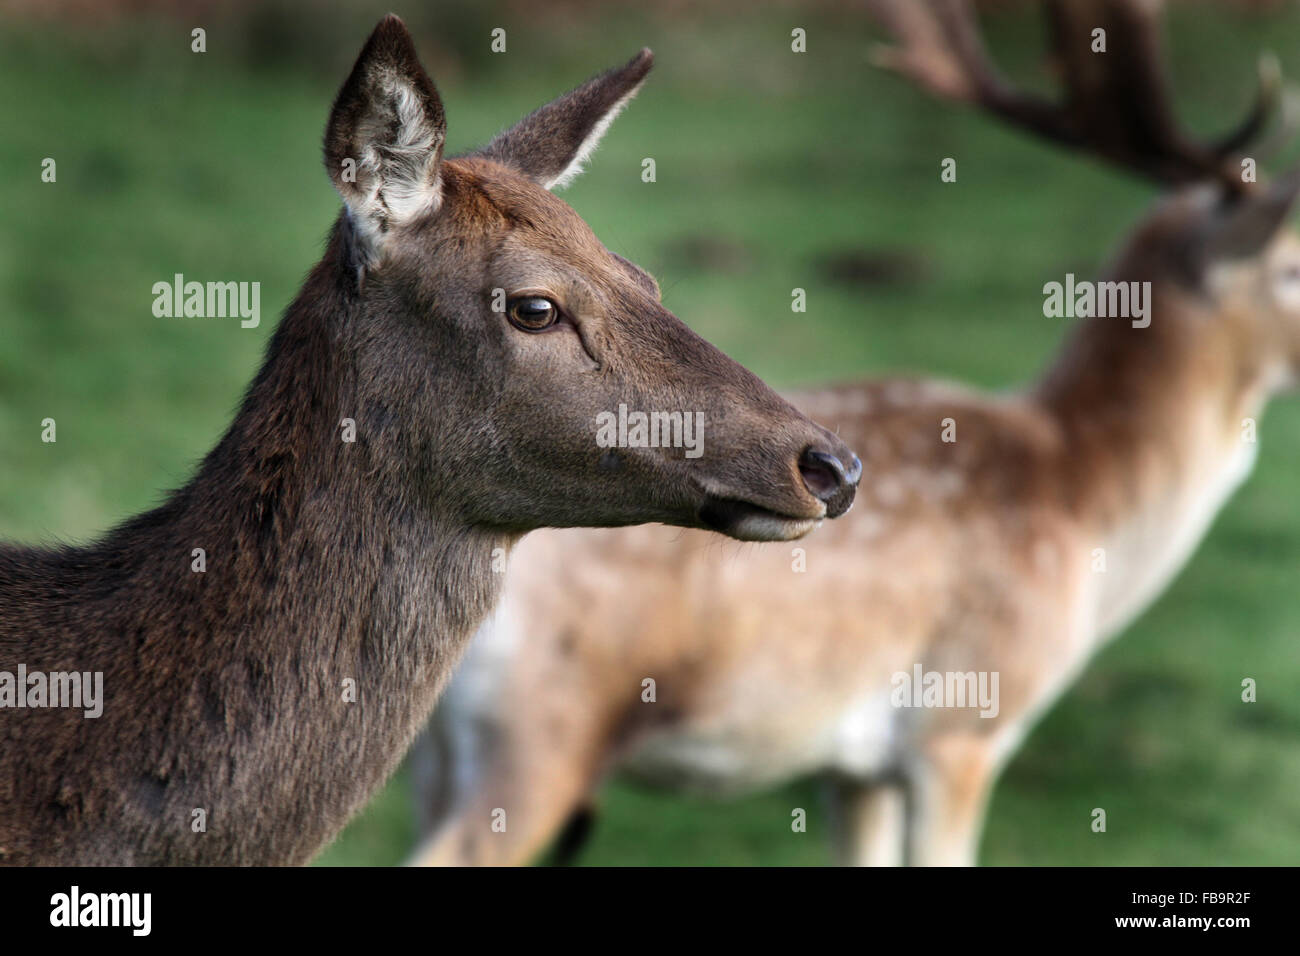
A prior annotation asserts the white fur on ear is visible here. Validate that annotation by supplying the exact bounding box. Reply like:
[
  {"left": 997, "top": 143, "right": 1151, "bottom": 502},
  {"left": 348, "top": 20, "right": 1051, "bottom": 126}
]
[
  {"left": 327, "top": 16, "right": 448, "bottom": 266},
  {"left": 469, "top": 48, "right": 653, "bottom": 191},
  {"left": 543, "top": 79, "right": 646, "bottom": 192},
  {"left": 345, "top": 72, "right": 444, "bottom": 254}
]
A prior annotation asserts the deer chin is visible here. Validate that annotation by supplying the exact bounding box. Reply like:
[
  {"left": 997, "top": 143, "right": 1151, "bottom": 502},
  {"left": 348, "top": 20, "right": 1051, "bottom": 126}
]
[{"left": 697, "top": 496, "right": 823, "bottom": 542}]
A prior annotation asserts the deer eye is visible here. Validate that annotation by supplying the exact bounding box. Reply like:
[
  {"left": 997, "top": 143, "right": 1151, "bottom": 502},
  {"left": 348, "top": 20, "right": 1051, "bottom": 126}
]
[{"left": 507, "top": 296, "right": 560, "bottom": 332}]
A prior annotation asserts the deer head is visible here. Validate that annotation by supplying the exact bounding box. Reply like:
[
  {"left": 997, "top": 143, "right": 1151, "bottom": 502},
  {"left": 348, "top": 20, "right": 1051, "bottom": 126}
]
[
  {"left": 869, "top": 0, "right": 1300, "bottom": 392},
  {"left": 320, "top": 16, "right": 858, "bottom": 542}
]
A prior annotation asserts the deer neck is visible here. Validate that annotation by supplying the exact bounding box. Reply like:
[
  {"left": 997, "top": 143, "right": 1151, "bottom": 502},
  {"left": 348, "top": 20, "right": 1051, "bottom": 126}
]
[
  {"left": 1033, "top": 280, "right": 1279, "bottom": 639},
  {"left": 39, "top": 230, "right": 511, "bottom": 864}
]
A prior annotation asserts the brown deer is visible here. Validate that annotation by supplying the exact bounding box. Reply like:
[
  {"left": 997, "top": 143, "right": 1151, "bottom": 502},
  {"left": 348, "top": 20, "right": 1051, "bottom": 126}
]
[
  {"left": 409, "top": 0, "right": 1300, "bottom": 867},
  {"left": 0, "top": 16, "right": 860, "bottom": 866}
]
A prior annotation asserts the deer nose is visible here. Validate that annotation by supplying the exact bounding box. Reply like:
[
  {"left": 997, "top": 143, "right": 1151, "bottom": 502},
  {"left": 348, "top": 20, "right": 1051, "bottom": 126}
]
[{"left": 798, "top": 447, "right": 861, "bottom": 518}]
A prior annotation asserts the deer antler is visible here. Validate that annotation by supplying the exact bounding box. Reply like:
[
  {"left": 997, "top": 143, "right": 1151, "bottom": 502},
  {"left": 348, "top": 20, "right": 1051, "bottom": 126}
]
[{"left": 868, "top": 0, "right": 1282, "bottom": 192}]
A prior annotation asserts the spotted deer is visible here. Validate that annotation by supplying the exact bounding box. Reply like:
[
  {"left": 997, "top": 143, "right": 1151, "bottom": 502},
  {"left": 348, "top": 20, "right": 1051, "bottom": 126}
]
[
  {"left": 0, "top": 16, "right": 860, "bottom": 866},
  {"left": 410, "top": 0, "right": 1300, "bottom": 866}
]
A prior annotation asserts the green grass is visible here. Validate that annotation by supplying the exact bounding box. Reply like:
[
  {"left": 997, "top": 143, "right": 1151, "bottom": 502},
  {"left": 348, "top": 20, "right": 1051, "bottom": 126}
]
[{"left": 3, "top": 1, "right": 1299, "bottom": 866}]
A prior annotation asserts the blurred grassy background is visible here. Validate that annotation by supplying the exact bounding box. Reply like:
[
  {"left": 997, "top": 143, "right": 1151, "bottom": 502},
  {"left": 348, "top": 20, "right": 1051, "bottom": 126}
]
[{"left": 1, "top": 0, "right": 1298, "bottom": 865}]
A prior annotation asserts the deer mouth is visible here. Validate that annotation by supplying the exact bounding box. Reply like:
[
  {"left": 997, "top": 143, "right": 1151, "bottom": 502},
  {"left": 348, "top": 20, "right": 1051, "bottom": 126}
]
[{"left": 697, "top": 496, "right": 822, "bottom": 542}]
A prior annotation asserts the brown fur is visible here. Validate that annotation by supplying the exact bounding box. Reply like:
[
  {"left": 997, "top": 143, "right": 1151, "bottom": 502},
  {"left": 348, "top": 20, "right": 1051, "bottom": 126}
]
[
  {"left": 0, "top": 17, "right": 858, "bottom": 866},
  {"left": 410, "top": 183, "right": 1300, "bottom": 868},
  {"left": 409, "top": 1, "right": 1300, "bottom": 867}
]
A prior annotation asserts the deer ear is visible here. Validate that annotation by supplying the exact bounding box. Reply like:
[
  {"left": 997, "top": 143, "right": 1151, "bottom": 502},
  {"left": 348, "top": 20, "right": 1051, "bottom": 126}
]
[
  {"left": 473, "top": 49, "right": 653, "bottom": 191},
  {"left": 1202, "top": 171, "right": 1300, "bottom": 263},
  {"left": 324, "top": 15, "right": 446, "bottom": 258}
]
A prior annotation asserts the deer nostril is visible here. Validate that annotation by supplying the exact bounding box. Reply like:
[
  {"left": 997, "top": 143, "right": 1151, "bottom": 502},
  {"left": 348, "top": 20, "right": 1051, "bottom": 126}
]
[
  {"left": 844, "top": 452, "right": 863, "bottom": 485},
  {"left": 799, "top": 448, "right": 848, "bottom": 501},
  {"left": 798, "top": 447, "right": 860, "bottom": 519}
]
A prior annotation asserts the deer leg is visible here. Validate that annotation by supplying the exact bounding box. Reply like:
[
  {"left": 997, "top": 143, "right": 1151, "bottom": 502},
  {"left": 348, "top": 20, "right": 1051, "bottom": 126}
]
[
  {"left": 408, "top": 720, "right": 459, "bottom": 841},
  {"left": 406, "top": 733, "right": 602, "bottom": 867},
  {"left": 825, "top": 775, "right": 907, "bottom": 866},
  {"left": 904, "top": 734, "right": 998, "bottom": 867},
  {"left": 544, "top": 804, "right": 599, "bottom": 866}
]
